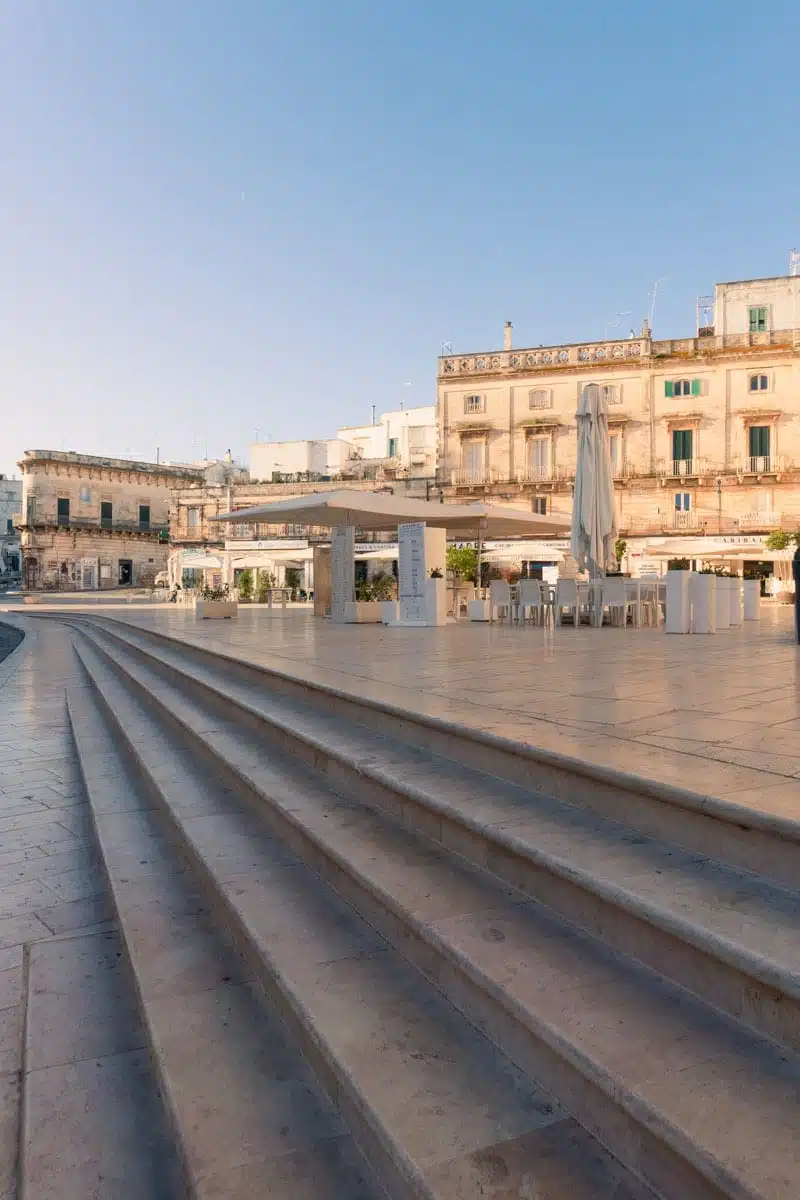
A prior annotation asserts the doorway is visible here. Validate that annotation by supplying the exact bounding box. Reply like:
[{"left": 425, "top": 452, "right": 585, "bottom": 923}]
[{"left": 118, "top": 559, "right": 133, "bottom": 586}]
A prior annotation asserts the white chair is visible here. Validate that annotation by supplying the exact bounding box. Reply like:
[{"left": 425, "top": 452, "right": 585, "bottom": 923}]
[
  {"left": 518, "top": 578, "right": 546, "bottom": 625},
  {"left": 601, "top": 577, "right": 636, "bottom": 627},
  {"left": 489, "top": 580, "right": 513, "bottom": 623},
  {"left": 555, "top": 578, "right": 583, "bottom": 627}
]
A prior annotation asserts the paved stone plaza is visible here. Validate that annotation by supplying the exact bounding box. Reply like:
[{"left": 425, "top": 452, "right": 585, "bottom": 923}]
[
  {"left": 0, "top": 604, "right": 799, "bottom": 1197},
  {"left": 76, "top": 600, "right": 800, "bottom": 813}
]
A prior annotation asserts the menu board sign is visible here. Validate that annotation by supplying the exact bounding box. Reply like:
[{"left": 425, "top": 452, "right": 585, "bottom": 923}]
[
  {"left": 331, "top": 525, "right": 355, "bottom": 622},
  {"left": 399, "top": 522, "right": 426, "bottom": 601}
]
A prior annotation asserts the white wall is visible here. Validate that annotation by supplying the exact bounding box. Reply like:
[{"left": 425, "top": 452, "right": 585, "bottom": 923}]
[
  {"left": 716, "top": 277, "right": 800, "bottom": 335},
  {"left": 337, "top": 405, "right": 436, "bottom": 474},
  {"left": 250, "top": 440, "right": 330, "bottom": 479}
]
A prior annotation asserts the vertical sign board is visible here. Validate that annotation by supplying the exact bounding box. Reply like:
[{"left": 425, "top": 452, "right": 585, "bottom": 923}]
[
  {"left": 330, "top": 526, "right": 355, "bottom": 623},
  {"left": 398, "top": 522, "right": 427, "bottom": 623}
]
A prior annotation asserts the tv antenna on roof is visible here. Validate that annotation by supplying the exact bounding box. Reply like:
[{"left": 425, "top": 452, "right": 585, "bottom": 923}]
[
  {"left": 647, "top": 277, "right": 667, "bottom": 333},
  {"left": 604, "top": 311, "right": 631, "bottom": 340},
  {"left": 441, "top": 341, "right": 452, "bottom": 356}
]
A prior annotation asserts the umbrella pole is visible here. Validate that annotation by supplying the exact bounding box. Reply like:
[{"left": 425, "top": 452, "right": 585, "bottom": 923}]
[{"left": 476, "top": 534, "right": 483, "bottom": 598}]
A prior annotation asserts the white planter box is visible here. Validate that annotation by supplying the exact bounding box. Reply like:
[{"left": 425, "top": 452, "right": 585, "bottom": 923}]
[
  {"left": 728, "top": 578, "right": 743, "bottom": 626},
  {"left": 195, "top": 600, "right": 238, "bottom": 619},
  {"left": 425, "top": 577, "right": 447, "bottom": 626},
  {"left": 690, "top": 573, "right": 715, "bottom": 634},
  {"left": 714, "top": 577, "right": 730, "bottom": 629},
  {"left": 343, "top": 601, "right": 383, "bottom": 623},
  {"left": 665, "top": 570, "right": 691, "bottom": 634},
  {"left": 743, "top": 579, "right": 760, "bottom": 620},
  {"left": 467, "top": 598, "right": 490, "bottom": 622}
]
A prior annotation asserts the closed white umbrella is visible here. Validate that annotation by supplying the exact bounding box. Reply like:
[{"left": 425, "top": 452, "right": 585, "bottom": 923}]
[{"left": 571, "top": 383, "right": 617, "bottom": 577}]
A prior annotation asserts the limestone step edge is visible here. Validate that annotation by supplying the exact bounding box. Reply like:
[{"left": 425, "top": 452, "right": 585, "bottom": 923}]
[
  {"left": 65, "top": 681, "right": 379, "bottom": 1200},
  {"left": 75, "top": 618, "right": 800, "bottom": 1056},
  {"left": 72, "top": 632, "right": 783, "bottom": 1200},
  {"left": 67, "top": 613, "right": 800, "bottom": 889},
  {"left": 70, "top": 639, "right": 662, "bottom": 1200}
]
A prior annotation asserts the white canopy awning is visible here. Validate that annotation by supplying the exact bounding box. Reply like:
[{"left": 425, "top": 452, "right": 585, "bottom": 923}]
[{"left": 212, "top": 488, "right": 568, "bottom": 538}]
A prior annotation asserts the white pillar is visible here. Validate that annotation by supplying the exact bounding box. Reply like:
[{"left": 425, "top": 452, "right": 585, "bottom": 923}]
[
  {"left": 743, "top": 578, "right": 760, "bottom": 620},
  {"left": 665, "top": 570, "right": 691, "bottom": 634},
  {"left": 690, "top": 573, "right": 715, "bottom": 634},
  {"left": 729, "top": 577, "right": 743, "bottom": 626},
  {"left": 715, "top": 576, "right": 730, "bottom": 629}
]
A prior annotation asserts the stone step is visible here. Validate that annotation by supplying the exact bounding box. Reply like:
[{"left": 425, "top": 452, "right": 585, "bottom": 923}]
[
  {"left": 75, "top": 616, "right": 800, "bottom": 1057},
  {"left": 72, "top": 623, "right": 800, "bottom": 1200},
  {"left": 67, "top": 683, "right": 380, "bottom": 1200},
  {"left": 70, "top": 636, "right": 652, "bottom": 1200},
  {"left": 75, "top": 613, "right": 800, "bottom": 891}
]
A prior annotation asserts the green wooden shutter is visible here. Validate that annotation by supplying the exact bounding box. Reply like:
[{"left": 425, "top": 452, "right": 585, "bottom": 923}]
[
  {"left": 664, "top": 381, "right": 674, "bottom": 398},
  {"left": 691, "top": 379, "right": 701, "bottom": 396}
]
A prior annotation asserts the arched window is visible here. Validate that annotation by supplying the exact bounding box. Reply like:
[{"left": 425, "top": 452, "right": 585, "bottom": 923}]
[{"left": 529, "top": 389, "right": 551, "bottom": 409}]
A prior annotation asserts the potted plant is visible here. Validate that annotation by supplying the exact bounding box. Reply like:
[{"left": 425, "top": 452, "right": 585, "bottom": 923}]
[
  {"left": 743, "top": 568, "right": 761, "bottom": 620},
  {"left": 195, "top": 583, "right": 238, "bottom": 619},
  {"left": 701, "top": 566, "right": 730, "bottom": 629},
  {"left": 764, "top": 531, "right": 799, "bottom": 603},
  {"left": 344, "top": 579, "right": 383, "bottom": 623},
  {"left": 256, "top": 569, "right": 275, "bottom": 604},
  {"left": 665, "top": 558, "right": 692, "bottom": 634},
  {"left": 691, "top": 569, "right": 716, "bottom": 634},
  {"left": 237, "top": 569, "right": 253, "bottom": 604}
]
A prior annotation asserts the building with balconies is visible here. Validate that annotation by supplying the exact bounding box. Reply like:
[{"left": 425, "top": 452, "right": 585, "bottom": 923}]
[
  {"left": 0, "top": 475, "right": 22, "bottom": 580},
  {"left": 436, "top": 275, "right": 800, "bottom": 554},
  {"left": 17, "top": 450, "right": 201, "bottom": 590}
]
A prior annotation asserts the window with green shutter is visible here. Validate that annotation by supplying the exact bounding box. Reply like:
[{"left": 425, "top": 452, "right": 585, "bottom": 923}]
[
  {"left": 748, "top": 307, "right": 768, "bottom": 333},
  {"left": 666, "top": 379, "right": 702, "bottom": 398}
]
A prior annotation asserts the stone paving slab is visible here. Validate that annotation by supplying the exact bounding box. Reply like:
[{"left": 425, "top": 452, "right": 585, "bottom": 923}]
[{"left": 43, "top": 602, "right": 800, "bottom": 809}]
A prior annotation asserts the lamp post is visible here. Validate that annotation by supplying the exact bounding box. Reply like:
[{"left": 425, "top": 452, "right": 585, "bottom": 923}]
[{"left": 716, "top": 476, "right": 723, "bottom": 534}]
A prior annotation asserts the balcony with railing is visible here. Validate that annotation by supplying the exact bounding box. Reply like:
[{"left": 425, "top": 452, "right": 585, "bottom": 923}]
[
  {"left": 739, "top": 454, "right": 785, "bottom": 475},
  {"left": 26, "top": 514, "right": 169, "bottom": 538},
  {"left": 515, "top": 464, "right": 555, "bottom": 484},
  {"left": 451, "top": 467, "right": 498, "bottom": 487},
  {"left": 671, "top": 510, "right": 703, "bottom": 530}
]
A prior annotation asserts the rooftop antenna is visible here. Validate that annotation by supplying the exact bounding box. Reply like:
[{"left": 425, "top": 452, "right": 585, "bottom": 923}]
[
  {"left": 440, "top": 341, "right": 452, "bottom": 356},
  {"left": 696, "top": 293, "right": 715, "bottom": 337},
  {"left": 604, "top": 311, "right": 632, "bottom": 340},
  {"left": 647, "top": 277, "right": 667, "bottom": 334}
]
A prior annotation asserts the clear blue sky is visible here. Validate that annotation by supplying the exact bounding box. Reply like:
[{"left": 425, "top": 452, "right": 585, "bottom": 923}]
[{"left": 2, "top": 0, "right": 799, "bottom": 477}]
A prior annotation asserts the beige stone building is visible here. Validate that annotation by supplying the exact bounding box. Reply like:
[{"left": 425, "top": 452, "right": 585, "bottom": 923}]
[
  {"left": 18, "top": 451, "right": 201, "bottom": 590},
  {"left": 437, "top": 275, "right": 800, "bottom": 566}
]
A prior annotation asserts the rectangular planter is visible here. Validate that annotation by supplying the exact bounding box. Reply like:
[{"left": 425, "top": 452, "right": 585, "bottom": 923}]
[
  {"left": 343, "top": 601, "right": 383, "bottom": 624},
  {"left": 714, "top": 577, "right": 730, "bottom": 630},
  {"left": 467, "top": 598, "right": 490, "bottom": 622},
  {"left": 665, "top": 570, "right": 691, "bottom": 634},
  {"left": 728, "top": 578, "right": 743, "bottom": 626},
  {"left": 425, "top": 577, "right": 447, "bottom": 626},
  {"left": 689, "top": 573, "right": 715, "bottom": 634},
  {"left": 743, "top": 579, "right": 760, "bottom": 620},
  {"left": 195, "top": 600, "right": 238, "bottom": 619}
]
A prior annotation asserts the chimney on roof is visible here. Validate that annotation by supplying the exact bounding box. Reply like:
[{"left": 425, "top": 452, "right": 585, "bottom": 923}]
[{"left": 504, "top": 321, "right": 513, "bottom": 351}]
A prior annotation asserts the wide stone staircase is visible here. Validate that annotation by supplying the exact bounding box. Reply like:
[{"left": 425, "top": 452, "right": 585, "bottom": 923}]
[{"left": 30, "top": 613, "right": 800, "bottom": 1197}]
